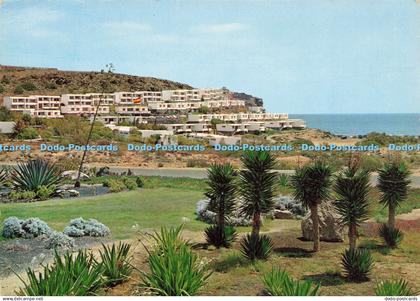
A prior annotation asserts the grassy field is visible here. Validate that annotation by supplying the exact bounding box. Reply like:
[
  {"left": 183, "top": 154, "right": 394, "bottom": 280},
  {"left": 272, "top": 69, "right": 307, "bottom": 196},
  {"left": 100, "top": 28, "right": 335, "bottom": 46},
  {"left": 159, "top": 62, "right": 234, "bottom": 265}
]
[{"left": 0, "top": 188, "right": 205, "bottom": 240}]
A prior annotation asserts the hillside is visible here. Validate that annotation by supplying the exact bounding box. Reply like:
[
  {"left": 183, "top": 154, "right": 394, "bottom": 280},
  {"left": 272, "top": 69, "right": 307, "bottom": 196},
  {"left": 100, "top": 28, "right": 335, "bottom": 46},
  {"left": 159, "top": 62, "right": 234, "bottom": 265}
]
[
  {"left": 0, "top": 65, "right": 192, "bottom": 103},
  {"left": 0, "top": 65, "right": 263, "bottom": 107}
]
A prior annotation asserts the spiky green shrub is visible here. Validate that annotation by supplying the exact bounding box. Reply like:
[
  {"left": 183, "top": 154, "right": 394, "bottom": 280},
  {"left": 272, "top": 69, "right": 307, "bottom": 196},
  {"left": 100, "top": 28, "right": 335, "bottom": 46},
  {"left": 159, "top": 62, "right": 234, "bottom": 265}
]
[
  {"left": 11, "top": 159, "right": 62, "bottom": 195},
  {"left": 240, "top": 234, "right": 273, "bottom": 261},
  {"left": 279, "top": 173, "right": 289, "bottom": 187},
  {"left": 379, "top": 223, "right": 403, "bottom": 248},
  {"left": 262, "top": 268, "right": 320, "bottom": 296},
  {"left": 17, "top": 250, "right": 104, "bottom": 296},
  {"left": 375, "top": 278, "right": 417, "bottom": 296},
  {"left": 0, "top": 168, "right": 7, "bottom": 186},
  {"left": 140, "top": 226, "right": 211, "bottom": 296},
  {"left": 204, "top": 225, "right": 237, "bottom": 248},
  {"left": 341, "top": 248, "right": 373, "bottom": 282},
  {"left": 98, "top": 242, "right": 133, "bottom": 287}
]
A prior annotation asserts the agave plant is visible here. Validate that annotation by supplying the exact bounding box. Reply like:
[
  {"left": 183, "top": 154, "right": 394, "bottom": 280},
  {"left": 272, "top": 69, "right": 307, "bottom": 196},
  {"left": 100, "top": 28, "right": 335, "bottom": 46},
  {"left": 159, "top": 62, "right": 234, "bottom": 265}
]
[
  {"left": 240, "top": 233, "right": 273, "bottom": 261},
  {"left": 97, "top": 242, "right": 133, "bottom": 287},
  {"left": 0, "top": 168, "right": 7, "bottom": 186},
  {"left": 204, "top": 225, "right": 237, "bottom": 248},
  {"left": 375, "top": 278, "right": 417, "bottom": 296},
  {"left": 140, "top": 226, "right": 212, "bottom": 296},
  {"left": 341, "top": 248, "right": 373, "bottom": 282},
  {"left": 262, "top": 268, "right": 320, "bottom": 296},
  {"left": 17, "top": 250, "right": 104, "bottom": 296},
  {"left": 379, "top": 223, "right": 403, "bottom": 248},
  {"left": 11, "top": 159, "right": 62, "bottom": 194}
]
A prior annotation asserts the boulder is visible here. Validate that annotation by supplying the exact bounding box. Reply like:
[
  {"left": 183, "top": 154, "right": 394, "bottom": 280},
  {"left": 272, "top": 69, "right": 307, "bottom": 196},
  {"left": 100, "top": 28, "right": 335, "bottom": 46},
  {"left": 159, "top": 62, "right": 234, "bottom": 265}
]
[
  {"left": 301, "top": 201, "right": 344, "bottom": 242},
  {"left": 68, "top": 190, "right": 80, "bottom": 197},
  {"left": 61, "top": 170, "right": 90, "bottom": 180},
  {"left": 274, "top": 209, "right": 294, "bottom": 219}
]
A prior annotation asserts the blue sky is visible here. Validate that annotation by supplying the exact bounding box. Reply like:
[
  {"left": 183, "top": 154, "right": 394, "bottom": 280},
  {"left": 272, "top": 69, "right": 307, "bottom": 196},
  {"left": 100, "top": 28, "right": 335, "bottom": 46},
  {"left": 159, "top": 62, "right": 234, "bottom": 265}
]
[{"left": 0, "top": 0, "right": 419, "bottom": 114}]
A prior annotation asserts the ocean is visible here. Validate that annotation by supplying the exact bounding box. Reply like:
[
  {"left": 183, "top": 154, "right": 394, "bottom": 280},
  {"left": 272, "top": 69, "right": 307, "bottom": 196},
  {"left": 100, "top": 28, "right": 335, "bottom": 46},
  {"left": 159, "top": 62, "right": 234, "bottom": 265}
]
[{"left": 289, "top": 113, "right": 420, "bottom": 136}]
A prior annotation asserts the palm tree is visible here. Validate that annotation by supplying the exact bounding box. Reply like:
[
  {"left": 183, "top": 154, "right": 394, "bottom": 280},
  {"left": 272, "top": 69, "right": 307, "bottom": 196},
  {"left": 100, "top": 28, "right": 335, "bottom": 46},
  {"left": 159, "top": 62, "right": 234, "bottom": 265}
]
[
  {"left": 290, "top": 161, "right": 332, "bottom": 252},
  {"left": 334, "top": 166, "right": 371, "bottom": 251},
  {"left": 205, "top": 163, "right": 237, "bottom": 233},
  {"left": 239, "top": 151, "right": 277, "bottom": 238},
  {"left": 377, "top": 161, "right": 411, "bottom": 229}
]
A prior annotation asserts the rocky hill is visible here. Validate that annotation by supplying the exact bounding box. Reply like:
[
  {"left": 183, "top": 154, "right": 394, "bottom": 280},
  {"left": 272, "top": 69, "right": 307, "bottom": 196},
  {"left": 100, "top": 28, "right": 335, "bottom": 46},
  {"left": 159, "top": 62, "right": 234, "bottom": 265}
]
[
  {"left": 0, "top": 65, "right": 263, "bottom": 107},
  {"left": 0, "top": 65, "right": 192, "bottom": 103}
]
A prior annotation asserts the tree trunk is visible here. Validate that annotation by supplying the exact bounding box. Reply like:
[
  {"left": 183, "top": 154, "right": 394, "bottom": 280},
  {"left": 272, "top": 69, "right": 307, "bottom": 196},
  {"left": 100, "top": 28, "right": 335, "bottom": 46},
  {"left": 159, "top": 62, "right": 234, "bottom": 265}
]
[
  {"left": 251, "top": 212, "right": 261, "bottom": 238},
  {"left": 348, "top": 223, "right": 357, "bottom": 251},
  {"left": 310, "top": 204, "right": 320, "bottom": 252},
  {"left": 388, "top": 204, "right": 396, "bottom": 229}
]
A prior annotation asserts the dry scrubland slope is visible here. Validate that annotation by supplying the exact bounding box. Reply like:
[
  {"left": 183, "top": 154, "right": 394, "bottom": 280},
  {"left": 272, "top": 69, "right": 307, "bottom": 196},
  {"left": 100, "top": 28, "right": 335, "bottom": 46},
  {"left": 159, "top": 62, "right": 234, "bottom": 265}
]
[
  {"left": 0, "top": 65, "right": 263, "bottom": 106},
  {"left": 0, "top": 65, "right": 192, "bottom": 104}
]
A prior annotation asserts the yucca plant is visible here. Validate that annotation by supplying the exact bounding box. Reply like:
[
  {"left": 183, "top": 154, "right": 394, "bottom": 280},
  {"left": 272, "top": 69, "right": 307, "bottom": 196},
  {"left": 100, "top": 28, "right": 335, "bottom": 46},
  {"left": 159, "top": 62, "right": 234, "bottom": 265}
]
[
  {"left": 341, "top": 248, "right": 373, "bottom": 282},
  {"left": 262, "top": 268, "right": 320, "bottom": 296},
  {"left": 205, "top": 225, "right": 237, "bottom": 248},
  {"left": 17, "top": 250, "right": 104, "bottom": 296},
  {"left": 12, "top": 159, "right": 62, "bottom": 195},
  {"left": 240, "top": 233, "right": 273, "bottom": 261},
  {"left": 140, "top": 226, "right": 212, "bottom": 296},
  {"left": 97, "top": 242, "right": 133, "bottom": 286},
  {"left": 148, "top": 225, "right": 189, "bottom": 254},
  {"left": 379, "top": 223, "right": 403, "bottom": 248},
  {"left": 291, "top": 161, "right": 332, "bottom": 252},
  {"left": 205, "top": 163, "right": 237, "bottom": 248},
  {"left": 377, "top": 161, "right": 410, "bottom": 230},
  {"left": 239, "top": 151, "right": 277, "bottom": 238},
  {"left": 375, "top": 278, "right": 417, "bottom": 296},
  {"left": 333, "top": 166, "right": 371, "bottom": 251},
  {"left": 279, "top": 173, "right": 289, "bottom": 187}
]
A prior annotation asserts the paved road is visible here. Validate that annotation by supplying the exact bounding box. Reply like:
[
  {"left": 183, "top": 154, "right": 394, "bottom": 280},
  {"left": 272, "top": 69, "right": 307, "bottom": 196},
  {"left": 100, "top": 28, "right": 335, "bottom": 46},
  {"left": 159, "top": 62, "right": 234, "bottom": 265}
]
[{"left": 106, "top": 166, "right": 420, "bottom": 188}]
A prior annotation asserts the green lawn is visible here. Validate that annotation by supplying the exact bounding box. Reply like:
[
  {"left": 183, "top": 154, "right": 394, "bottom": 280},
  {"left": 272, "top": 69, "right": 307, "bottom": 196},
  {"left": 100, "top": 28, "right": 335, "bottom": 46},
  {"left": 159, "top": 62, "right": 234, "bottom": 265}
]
[{"left": 0, "top": 188, "right": 206, "bottom": 240}]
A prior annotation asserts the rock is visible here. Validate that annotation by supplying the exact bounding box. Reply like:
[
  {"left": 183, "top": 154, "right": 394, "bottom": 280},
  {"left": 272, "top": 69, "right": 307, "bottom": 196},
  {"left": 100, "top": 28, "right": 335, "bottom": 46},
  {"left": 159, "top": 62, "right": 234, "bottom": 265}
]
[
  {"left": 61, "top": 170, "right": 90, "bottom": 180},
  {"left": 68, "top": 190, "right": 80, "bottom": 197},
  {"left": 274, "top": 209, "right": 294, "bottom": 219},
  {"left": 301, "top": 201, "right": 344, "bottom": 242}
]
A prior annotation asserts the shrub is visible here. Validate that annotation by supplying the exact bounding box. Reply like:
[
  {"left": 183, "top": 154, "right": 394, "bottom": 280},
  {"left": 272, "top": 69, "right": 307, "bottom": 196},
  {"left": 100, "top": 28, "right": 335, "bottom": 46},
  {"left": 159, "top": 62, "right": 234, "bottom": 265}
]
[
  {"left": 21, "top": 218, "right": 53, "bottom": 238},
  {"left": 9, "top": 190, "right": 37, "bottom": 201},
  {"left": 122, "top": 177, "right": 137, "bottom": 190},
  {"left": 195, "top": 199, "right": 252, "bottom": 227},
  {"left": 17, "top": 250, "right": 104, "bottom": 296},
  {"left": 204, "top": 225, "right": 237, "bottom": 248},
  {"left": 21, "top": 82, "right": 37, "bottom": 91},
  {"left": 108, "top": 179, "right": 125, "bottom": 193},
  {"left": 11, "top": 159, "right": 62, "bottom": 194},
  {"left": 379, "top": 223, "right": 403, "bottom": 248},
  {"left": 262, "top": 268, "right": 320, "bottom": 296},
  {"left": 14, "top": 85, "right": 24, "bottom": 94},
  {"left": 46, "top": 231, "right": 75, "bottom": 249},
  {"left": 98, "top": 242, "right": 133, "bottom": 286},
  {"left": 0, "top": 84, "right": 4, "bottom": 93},
  {"left": 279, "top": 174, "right": 289, "bottom": 187},
  {"left": 140, "top": 226, "right": 211, "bottom": 296},
  {"left": 240, "top": 234, "right": 273, "bottom": 261},
  {"left": 375, "top": 278, "right": 417, "bottom": 296},
  {"left": 16, "top": 127, "right": 38, "bottom": 140},
  {"left": 2, "top": 217, "right": 24, "bottom": 238},
  {"left": 36, "top": 185, "right": 55, "bottom": 201},
  {"left": 341, "top": 248, "right": 373, "bottom": 282},
  {"left": 136, "top": 176, "right": 144, "bottom": 188},
  {"left": 63, "top": 217, "right": 110, "bottom": 237}
]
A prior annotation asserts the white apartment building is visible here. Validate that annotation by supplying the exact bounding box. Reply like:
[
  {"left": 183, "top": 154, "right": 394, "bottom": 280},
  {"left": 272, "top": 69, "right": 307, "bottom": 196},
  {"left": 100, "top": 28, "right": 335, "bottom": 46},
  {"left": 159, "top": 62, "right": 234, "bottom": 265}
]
[
  {"left": 187, "top": 112, "right": 288, "bottom": 123},
  {"left": 161, "top": 88, "right": 226, "bottom": 102},
  {"left": 61, "top": 94, "right": 109, "bottom": 115},
  {"left": 3, "top": 95, "right": 62, "bottom": 118},
  {"left": 115, "top": 105, "right": 150, "bottom": 116},
  {"left": 114, "top": 91, "right": 162, "bottom": 105}
]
